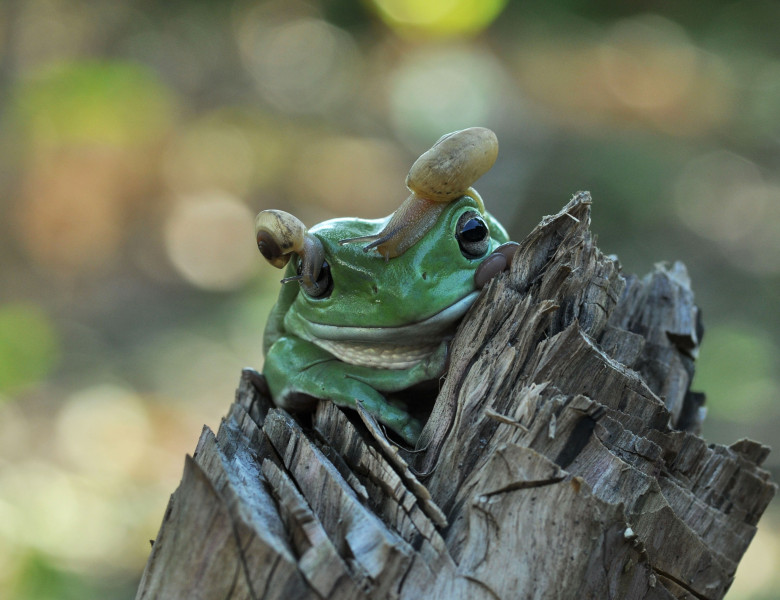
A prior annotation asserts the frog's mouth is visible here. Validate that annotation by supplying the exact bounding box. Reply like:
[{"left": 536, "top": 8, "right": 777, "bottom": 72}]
[{"left": 290, "top": 291, "right": 480, "bottom": 369}]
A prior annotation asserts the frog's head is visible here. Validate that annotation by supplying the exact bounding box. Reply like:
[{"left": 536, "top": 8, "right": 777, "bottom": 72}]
[{"left": 255, "top": 128, "right": 516, "bottom": 364}]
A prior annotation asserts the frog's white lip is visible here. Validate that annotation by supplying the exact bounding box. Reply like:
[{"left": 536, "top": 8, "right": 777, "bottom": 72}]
[{"left": 300, "top": 291, "right": 480, "bottom": 344}]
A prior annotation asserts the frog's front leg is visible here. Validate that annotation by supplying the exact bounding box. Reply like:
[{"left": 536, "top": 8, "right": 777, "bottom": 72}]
[{"left": 264, "top": 336, "right": 448, "bottom": 444}]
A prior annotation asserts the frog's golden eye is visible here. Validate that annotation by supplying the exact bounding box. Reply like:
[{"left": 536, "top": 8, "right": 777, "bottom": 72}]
[
  {"left": 456, "top": 210, "right": 490, "bottom": 258},
  {"left": 255, "top": 209, "right": 326, "bottom": 290}
]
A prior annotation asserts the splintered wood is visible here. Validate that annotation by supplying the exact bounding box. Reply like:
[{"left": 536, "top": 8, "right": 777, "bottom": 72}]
[{"left": 137, "top": 193, "right": 776, "bottom": 600}]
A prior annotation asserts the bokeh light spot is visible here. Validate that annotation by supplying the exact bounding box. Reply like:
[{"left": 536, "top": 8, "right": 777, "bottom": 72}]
[
  {"left": 370, "top": 0, "right": 507, "bottom": 37},
  {"left": 0, "top": 462, "right": 78, "bottom": 557},
  {"left": 164, "top": 192, "right": 257, "bottom": 291},
  {"left": 674, "top": 151, "right": 780, "bottom": 274},
  {"left": 16, "top": 148, "right": 136, "bottom": 273},
  {"left": 0, "top": 304, "right": 59, "bottom": 394},
  {"left": 237, "top": 17, "right": 359, "bottom": 114},
  {"left": 389, "top": 46, "right": 510, "bottom": 143},
  {"left": 674, "top": 151, "right": 765, "bottom": 243},
  {"left": 599, "top": 15, "right": 698, "bottom": 112},
  {"left": 0, "top": 459, "right": 139, "bottom": 570},
  {"left": 56, "top": 385, "right": 151, "bottom": 477}
]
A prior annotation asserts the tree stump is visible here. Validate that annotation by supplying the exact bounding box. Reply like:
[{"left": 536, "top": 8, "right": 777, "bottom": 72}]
[{"left": 136, "top": 193, "right": 776, "bottom": 600}]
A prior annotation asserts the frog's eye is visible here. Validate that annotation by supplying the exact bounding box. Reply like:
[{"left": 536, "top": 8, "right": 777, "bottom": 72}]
[
  {"left": 298, "top": 259, "right": 333, "bottom": 299},
  {"left": 456, "top": 210, "right": 490, "bottom": 258}
]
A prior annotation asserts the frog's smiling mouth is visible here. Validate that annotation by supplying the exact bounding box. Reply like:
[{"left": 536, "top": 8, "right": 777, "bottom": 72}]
[{"left": 288, "top": 291, "right": 480, "bottom": 369}]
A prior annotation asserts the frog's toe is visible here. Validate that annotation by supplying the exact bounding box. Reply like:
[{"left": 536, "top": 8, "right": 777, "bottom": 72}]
[
  {"left": 475, "top": 252, "right": 507, "bottom": 288},
  {"left": 495, "top": 241, "right": 520, "bottom": 265},
  {"left": 474, "top": 241, "right": 520, "bottom": 288},
  {"left": 364, "top": 398, "right": 424, "bottom": 445},
  {"left": 396, "top": 415, "right": 424, "bottom": 446}
]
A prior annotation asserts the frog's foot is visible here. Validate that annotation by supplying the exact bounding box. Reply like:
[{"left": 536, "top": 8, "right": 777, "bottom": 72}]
[
  {"left": 357, "top": 396, "right": 424, "bottom": 445},
  {"left": 474, "top": 241, "right": 520, "bottom": 288}
]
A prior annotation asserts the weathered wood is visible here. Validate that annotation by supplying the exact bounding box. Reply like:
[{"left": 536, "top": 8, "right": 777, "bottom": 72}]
[{"left": 137, "top": 192, "right": 775, "bottom": 600}]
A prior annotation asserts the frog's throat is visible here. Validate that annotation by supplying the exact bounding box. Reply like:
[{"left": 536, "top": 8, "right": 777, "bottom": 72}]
[{"left": 286, "top": 291, "right": 480, "bottom": 369}]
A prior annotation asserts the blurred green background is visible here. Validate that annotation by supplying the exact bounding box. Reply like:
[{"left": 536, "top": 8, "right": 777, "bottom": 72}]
[{"left": 0, "top": 0, "right": 778, "bottom": 598}]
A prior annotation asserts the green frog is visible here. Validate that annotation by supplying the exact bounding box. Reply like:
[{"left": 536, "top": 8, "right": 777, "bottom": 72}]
[{"left": 256, "top": 128, "right": 517, "bottom": 444}]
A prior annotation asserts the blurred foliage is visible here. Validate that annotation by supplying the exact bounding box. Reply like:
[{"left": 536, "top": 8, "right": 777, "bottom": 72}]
[
  {"left": 0, "top": 0, "right": 778, "bottom": 598},
  {"left": 12, "top": 60, "right": 174, "bottom": 149},
  {"left": 0, "top": 305, "right": 59, "bottom": 394},
  {"left": 697, "top": 324, "right": 778, "bottom": 421},
  {"left": 8, "top": 554, "right": 137, "bottom": 600}
]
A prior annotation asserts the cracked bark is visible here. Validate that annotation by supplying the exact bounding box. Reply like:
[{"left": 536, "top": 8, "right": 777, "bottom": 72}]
[{"left": 136, "top": 192, "right": 776, "bottom": 600}]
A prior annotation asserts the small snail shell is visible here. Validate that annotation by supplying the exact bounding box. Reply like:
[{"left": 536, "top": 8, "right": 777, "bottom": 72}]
[
  {"left": 255, "top": 209, "right": 325, "bottom": 287},
  {"left": 406, "top": 127, "right": 498, "bottom": 202},
  {"left": 255, "top": 210, "right": 307, "bottom": 269}
]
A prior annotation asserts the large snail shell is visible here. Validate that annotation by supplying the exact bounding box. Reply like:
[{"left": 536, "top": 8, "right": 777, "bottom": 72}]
[{"left": 406, "top": 127, "right": 498, "bottom": 202}]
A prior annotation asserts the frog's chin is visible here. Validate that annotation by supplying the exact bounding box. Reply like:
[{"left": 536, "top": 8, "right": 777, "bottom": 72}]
[
  {"left": 285, "top": 291, "right": 480, "bottom": 369},
  {"left": 296, "top": 290, "right": 479, "bottom": 344}
]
